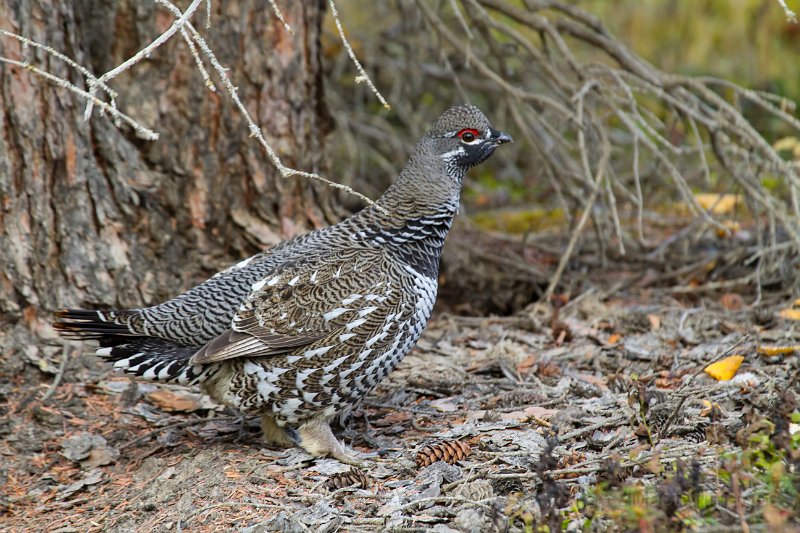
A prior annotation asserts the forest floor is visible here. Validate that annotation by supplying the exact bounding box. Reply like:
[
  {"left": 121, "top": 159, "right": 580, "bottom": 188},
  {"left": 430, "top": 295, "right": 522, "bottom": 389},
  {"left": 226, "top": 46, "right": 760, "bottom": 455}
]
[{"left": 2, "top": 252, "right": 800, "bottom": 532}]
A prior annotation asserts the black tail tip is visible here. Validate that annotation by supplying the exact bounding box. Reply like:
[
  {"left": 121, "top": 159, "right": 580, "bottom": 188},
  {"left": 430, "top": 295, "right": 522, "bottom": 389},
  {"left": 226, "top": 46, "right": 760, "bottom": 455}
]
[{"left": 52, "top": 308, "right": 129, "bottom": 340}]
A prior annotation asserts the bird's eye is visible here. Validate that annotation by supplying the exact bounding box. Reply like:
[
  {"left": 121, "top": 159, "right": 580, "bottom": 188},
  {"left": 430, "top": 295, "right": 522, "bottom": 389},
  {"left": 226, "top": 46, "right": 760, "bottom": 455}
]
[{"left": 457, "top": 128, "right": 479, "bottom": 143}]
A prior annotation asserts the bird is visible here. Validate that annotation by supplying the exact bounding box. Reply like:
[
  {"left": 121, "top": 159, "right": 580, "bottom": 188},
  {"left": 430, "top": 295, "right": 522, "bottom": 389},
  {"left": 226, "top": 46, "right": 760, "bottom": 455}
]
[{"left": 55, "top": 104, "right": 512, "bottom": 464}]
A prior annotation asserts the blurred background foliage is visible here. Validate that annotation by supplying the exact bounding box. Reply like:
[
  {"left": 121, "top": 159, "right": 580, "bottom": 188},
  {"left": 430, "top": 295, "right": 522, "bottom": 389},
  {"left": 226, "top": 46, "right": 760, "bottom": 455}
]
[
  {"left": 322, "top": 0, "right": 799, "bottom": 221},
  {"left": 585, "top": 0, "right": 800, "bottom": 99},
  {"left": 318, "top": 0, "right": 800, "bottom": 305}
]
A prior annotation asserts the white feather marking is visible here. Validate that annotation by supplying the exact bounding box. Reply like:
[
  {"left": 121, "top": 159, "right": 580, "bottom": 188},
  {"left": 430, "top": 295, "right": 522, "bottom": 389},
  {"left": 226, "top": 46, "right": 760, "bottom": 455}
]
[
  {"left": 257, "top": 380, "right": 279, "bottom": 400},
  {"left": 96, "top": 347, "right": 113, "bottom": 356},
  {"left": 339, "top": 360, "right": 365, "bottom": 378},
  {"left": 236, "top": 256, "right": 254, "bottom": 269},
  {"left": 440, "top": 147, "right": 466, "bottom": 159},
  {"left": 303, "top": 391, "right": 318, "bottom": 403},
  {"left": 251, "top": 279, "right": 267, "bottom": 291},
  {"left": 288, "top": 275, "right": 300, "bottom": 286},
  {"left": 113, "top": 353, "right": 140, "bottom": 368},
  {"left": 244, "top": 361, "right": 265, "bottom": 376},
  {"left": 341, "top": 294, "right": 362, "bottom": 305},
  {"left": 296, "top": 367, "right": 316, "bottom": 388},
  {"left": 267, "top": 275, "right": 281, "bottom": 286},
  {"left": 287, "top": 355, "right": 302, "bottom": 364},
  {"left": 160, "top": 362, "right": 180, "bottom": 380},
  {"left": 345, "top": 318, "right": 367, "bottom": 331},
  {"left": 279, "top": 398, "right": 303, "bottom": 418},
  {"left": 304, "top": 345, "right": 333, "bottom": 359},
  {"left": 323, "top": 307, "right": 349, "bottom": 321},
  {"left": 142, "top": 365, "right": 159, "bottom": 380},
  {"left": 365, "top": 332, "right": 387, "bottom": 348},
  {"left": 310, "top": 271, "right": 318, "bottom": 283},
  {"left": 359, "top": 306, "right": 378, "bottom": 317},
  {"left": 357, "top": 348, "right": 373, "bottom": 361},
  {"left": 124, "top": 356, "right": 150, "bottom": 371},
  {"left": 324, "top": 355, "right": 349, "bottom": 373}
]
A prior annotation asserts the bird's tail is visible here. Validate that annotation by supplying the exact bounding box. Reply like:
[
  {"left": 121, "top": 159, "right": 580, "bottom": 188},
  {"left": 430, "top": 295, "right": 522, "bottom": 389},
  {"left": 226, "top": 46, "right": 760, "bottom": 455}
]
[{"left": 54, "top": 309, "right": 216, "bottom": 385}]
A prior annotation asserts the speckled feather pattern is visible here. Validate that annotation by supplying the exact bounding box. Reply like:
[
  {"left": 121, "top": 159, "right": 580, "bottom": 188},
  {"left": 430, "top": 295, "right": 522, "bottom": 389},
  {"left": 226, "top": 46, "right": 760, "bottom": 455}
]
[{"left": 55, "top": 104, "right": 507, "bottom": 429}]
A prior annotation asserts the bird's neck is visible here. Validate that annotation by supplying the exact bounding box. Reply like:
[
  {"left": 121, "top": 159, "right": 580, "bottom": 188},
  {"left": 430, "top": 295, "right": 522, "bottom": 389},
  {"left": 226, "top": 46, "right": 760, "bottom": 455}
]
[
  {"left": 374, "top": 145, "right": 464, "bottom": 220},
  {"left": 347, "top": 180, "right": 459, "bottom": 278},
  {"left": 351, "top": 203, "right": 455, "bottom": 278}
]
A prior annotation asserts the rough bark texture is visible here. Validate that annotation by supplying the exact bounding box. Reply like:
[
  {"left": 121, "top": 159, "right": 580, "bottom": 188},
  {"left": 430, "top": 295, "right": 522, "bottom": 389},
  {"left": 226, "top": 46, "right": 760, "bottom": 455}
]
[{"left": 0, "top": 0, "right": 335, "bottom": 354}]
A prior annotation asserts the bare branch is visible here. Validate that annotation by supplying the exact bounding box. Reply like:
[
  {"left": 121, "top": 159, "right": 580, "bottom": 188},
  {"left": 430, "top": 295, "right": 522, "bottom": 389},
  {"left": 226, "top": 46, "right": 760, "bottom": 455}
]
[
  {"left": 84, "top": 0, "right": 204, "bottom": 120},
  {"left": 328, "top": 0, "right": 391, "bottom": 110},
  {"left": 0, "top": 55, "right": 158, "bottom": 140},
  {"left": 268, "top": 0, "right": 295, "bottom": 35},
  {"left": 775, "top": 0, "right": 799, "bottom": 22},
  {"left": 155, "top": 0, "right": 384, "bottom": 211}
]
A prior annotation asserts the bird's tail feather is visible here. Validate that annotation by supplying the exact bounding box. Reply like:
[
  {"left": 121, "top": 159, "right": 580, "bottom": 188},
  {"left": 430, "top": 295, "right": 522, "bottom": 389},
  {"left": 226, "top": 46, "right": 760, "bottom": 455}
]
[{"left": 54, "top": 309, "right": 216, "bottom": 385}]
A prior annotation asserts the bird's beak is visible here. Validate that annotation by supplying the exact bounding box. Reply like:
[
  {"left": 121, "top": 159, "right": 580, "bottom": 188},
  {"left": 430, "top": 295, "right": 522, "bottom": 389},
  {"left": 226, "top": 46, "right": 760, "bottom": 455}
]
[{"left": 489, "top": 128, "right": 513, "bottom": 145}]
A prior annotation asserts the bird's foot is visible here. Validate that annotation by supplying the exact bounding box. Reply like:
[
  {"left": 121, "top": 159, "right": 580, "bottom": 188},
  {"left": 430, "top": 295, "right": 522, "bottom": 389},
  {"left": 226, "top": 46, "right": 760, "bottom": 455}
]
[{"left": 297, "top": 419, "right": 367, "bottom": 467}]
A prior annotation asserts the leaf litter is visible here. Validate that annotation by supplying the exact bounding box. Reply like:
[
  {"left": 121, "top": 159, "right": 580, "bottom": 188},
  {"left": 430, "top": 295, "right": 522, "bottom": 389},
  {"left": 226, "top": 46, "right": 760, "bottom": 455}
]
[{"left": 1, "top": 288, "right": 799, "bottom": 531}]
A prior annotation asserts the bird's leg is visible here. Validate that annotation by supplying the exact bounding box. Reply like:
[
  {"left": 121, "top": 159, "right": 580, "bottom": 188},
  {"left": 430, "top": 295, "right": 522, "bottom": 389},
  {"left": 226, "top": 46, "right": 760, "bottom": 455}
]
[
  {"left": 260, "top": 415, "right": 296, "bottom": 448},
  {"left": 296, "top": 419, "right": 366, "bottom": 466}
]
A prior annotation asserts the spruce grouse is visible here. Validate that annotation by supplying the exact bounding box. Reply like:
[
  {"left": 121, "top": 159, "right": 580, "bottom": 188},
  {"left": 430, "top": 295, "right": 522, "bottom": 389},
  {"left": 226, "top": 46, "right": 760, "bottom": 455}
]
[{"left": 55, "top": 105, "right": 512, "bottom": 464}]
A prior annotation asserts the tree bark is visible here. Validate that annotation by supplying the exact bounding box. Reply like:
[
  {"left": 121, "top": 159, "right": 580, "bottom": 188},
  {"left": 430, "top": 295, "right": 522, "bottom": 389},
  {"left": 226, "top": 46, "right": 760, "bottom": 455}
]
[{"left": 0, "top": 0, "right": 335, "bottom": 354}]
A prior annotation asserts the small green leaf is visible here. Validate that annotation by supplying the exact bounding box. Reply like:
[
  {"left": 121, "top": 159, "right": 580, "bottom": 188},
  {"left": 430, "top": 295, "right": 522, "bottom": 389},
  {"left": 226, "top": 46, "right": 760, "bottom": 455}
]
[{"left": 697, "top": 492, "right": 713, "bottom": 510}]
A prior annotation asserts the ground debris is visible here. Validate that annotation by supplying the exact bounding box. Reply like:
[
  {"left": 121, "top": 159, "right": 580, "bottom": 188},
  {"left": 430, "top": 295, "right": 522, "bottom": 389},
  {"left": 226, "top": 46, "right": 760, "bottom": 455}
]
[
  {"left": 324, "top": 468, "right": 372, "bottom": 490},
  {"left": 2, "top": 294, "right": 799, "bottom": 530},
  {"left": 416, "top": 440, "right": 472, "bottom": 467},
  {"left": 60, "top": 432, "right": 119, "bottom": 469}
]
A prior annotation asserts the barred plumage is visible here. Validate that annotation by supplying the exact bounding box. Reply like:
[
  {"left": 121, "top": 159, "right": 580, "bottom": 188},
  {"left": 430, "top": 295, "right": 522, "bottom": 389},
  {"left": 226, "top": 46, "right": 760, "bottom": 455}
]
[{"left": 54, "top": 105, "right": 512, "bottom": 464}]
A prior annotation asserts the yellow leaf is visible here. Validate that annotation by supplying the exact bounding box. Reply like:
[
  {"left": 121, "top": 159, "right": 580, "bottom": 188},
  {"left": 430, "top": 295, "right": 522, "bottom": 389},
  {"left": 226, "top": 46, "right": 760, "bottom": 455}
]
[
  {"left": 758, "top": 345, "right": 800, "bottom": 356},
  {"left": 699, "top": 400, "right": 720, "bottom": 417},
  {"left": 694, "top": 193, "right": 741, "bottom": 215},
  {"left": 780, "top": 308, "right": 800, "bottom": 321},
  {"left": 715, "top": 220, "right": 741, "bottom": 238},
  {"left": 773, "top": 136, "right": 799, "bottom": 152},
  {"left": 704, "top": 355, "right": 745, "bottom": 381}
]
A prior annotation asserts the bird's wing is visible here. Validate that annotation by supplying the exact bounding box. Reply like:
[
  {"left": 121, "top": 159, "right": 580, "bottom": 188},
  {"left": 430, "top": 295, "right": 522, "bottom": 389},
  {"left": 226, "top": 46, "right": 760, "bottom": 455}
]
[{"left": 189, "top": 246, "right": 398, "bottom": 365}]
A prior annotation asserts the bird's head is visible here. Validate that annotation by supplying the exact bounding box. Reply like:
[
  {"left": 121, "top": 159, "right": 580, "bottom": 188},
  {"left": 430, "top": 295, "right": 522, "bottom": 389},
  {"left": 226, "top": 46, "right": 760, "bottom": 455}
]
[
  {"left": 424, "top": 104, "right": 513, "bottom": 179},
  {"left": 377, "top": 104, "right": 512, "bottom": 217}
]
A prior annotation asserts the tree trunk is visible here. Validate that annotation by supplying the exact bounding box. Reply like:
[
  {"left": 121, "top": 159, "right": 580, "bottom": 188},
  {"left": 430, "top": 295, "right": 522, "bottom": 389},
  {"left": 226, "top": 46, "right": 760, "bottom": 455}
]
[{"left": 0, "top": 0, "right": 335, "bottom": 355}]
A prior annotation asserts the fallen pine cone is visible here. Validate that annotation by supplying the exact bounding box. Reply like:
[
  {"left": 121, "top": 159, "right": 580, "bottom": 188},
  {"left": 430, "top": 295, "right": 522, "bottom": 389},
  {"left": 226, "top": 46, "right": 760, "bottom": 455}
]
[
  {"left": 324, "top": 469, "right": 371, "bottom": 490},
  {"left": 554, "top": 451, "right": 587, "bottom": 480},
  {"left": 416, "top": 440, "right": 472, "bottom": 467},
  {"left": 451, "top": 479, "right": 494, "bottom": 501}
]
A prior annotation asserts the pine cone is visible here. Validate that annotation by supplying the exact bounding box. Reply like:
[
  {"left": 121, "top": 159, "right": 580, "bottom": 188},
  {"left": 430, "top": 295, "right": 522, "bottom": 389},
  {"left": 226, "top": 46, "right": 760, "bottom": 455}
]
[
  {"left": 416, "top": 440, "right": 472, "bottom": 467},
  {"left": 324, "top": 469, "right": 371, "bottom": 490},
  {"left": 554, "top": 451, "right": 587, "bottom": 479},
  {"left": 451, "top": 479, "right": 494, "bottom": 501}
]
